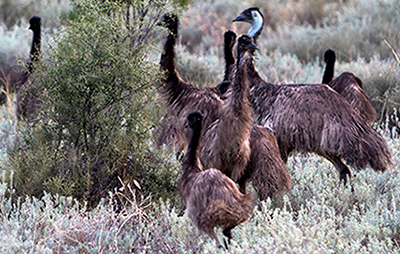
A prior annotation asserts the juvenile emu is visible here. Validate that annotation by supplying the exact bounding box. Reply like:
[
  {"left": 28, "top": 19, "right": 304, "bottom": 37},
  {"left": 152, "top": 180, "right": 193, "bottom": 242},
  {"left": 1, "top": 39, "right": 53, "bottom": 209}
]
[
  {"left": 322, "top": 49, "right": 377, "bottom": 125},
  {"left": 180, "top": 111, "right": 253, "bottom": 249},
  {"left": 157, "top": 14, "right": 291, "bottom": 198},
  {"left": 17, "top": 16, "right": 42, "bottom": 120},
  {"left": 156, "top": 14, "right": 224, "bottom": 153},
  {"left": 232, "top": 10, "right": 392, "bottom": 183},
  {"left": 200, "top": 34, "right": 256, "bottom": 183}
]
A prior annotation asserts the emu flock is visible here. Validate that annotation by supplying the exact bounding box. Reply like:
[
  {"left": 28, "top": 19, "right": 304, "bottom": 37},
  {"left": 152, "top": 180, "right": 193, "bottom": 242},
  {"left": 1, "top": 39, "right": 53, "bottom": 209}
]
[
  {"left": 18, "top": 8, "right": 392, "bottom": 250},
  {"left": 157, "top": 7, "right": 392, "bottom": 249}
]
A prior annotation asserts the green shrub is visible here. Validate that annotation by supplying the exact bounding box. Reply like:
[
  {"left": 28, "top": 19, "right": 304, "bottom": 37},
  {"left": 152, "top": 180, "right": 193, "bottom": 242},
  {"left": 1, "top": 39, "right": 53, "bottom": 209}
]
[{"left": 4, "top": 0, "right": 184, "bottom": 207}]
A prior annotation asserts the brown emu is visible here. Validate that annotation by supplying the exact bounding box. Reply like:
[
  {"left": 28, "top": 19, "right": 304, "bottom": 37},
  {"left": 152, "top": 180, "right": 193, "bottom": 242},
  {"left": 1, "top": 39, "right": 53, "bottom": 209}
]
[
  {"left": 215, "top": 25, "right": 291, "bottom": 198},
  {"left": 232, "top": 8, "right": 378, "bottom": 127},
  {"left": 322, "top": 49, "right": 377, "bottom": 125},
  {"left": 16, "top": 16, "right": 42, "bottom": 120},
  {"left": 156, "top": 14, "right": 224, "bottom": 154},
  {"left": 200, "top": 35, "right": 256, "bottom": 183},
  {"left": 180, "top": 111, "right": 253, "bottom": 249},
  {"left": 232, "top": 9, "right": 392, "bottom": 183},
  {"left": 157, "top": 14, "right": 291, "bottom": 198}
]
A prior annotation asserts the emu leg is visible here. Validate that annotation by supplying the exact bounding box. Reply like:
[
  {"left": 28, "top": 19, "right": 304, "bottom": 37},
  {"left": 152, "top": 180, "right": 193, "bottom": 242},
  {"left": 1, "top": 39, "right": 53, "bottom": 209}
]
[
  {"left": 238, "top": 177, "right": 247, "bottom": 194},
  {"left": 207, "top": 229, "right": 223, "bottom": 249},
  {"left": 222, "top": 226, "right": 234, "bottom": 249},
  {"left": 326, "top": 156, "right": 352, "bottom": 184}
]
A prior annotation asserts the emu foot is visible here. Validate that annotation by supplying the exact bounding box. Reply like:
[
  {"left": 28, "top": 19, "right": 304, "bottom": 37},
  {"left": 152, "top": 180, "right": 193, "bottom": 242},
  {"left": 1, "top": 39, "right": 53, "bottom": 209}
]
[{"left": 222, "top": 228, "right": 233, "bottom": 249}]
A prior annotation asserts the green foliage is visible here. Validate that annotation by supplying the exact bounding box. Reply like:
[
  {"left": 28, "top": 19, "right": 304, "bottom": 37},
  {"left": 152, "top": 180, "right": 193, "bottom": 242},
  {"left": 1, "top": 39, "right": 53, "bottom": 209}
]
[{"left": 5, "top": 0, "right": 181, "bottom": 206}]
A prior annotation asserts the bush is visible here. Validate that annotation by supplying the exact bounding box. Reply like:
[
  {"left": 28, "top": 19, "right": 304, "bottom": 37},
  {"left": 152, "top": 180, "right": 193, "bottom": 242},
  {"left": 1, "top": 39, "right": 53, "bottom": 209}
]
[{"left": 4, "top": 0, "right": 183, "bottom": 207}]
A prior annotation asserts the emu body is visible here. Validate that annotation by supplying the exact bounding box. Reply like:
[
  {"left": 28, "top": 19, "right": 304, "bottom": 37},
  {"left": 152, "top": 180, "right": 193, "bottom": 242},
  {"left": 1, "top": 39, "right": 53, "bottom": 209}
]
[
  {"left": 180, "top": 111, "right": 253, "bottom": 249},
  {"left": 199, "top": 35, "right": 255, "bottom": 182},
  {"left": 245, "top": 38, "right": 392, "bottom": 182}
]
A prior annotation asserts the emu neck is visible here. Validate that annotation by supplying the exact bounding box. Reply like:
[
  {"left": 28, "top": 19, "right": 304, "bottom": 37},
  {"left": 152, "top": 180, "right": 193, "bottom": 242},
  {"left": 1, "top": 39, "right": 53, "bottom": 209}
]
[
  {"left": 248, "top": 12, "right": 263, "bottom": 44},
  {"left": 28, "top": 28, "right": 41, "bottom": 73},
  {"left": 322, "top": 57, "right": 335, "bottom": 84},
  {"left": 245, "top": 51, "right": 265, "bottom": 89},
  {"left": 179, "top": 121, "right": 202, "bottom": 202},
  {"left": 160, "top": 24, "right": 179, "bottom": 83},
  {"left": 182, "top": 122, "right": 203, "bottom": 174},
  {"left": 229, "top": 50, "right": 250, "bottom": 110},
  {"left": 223, "top": 40, "right": 235, "bottom": 82}
]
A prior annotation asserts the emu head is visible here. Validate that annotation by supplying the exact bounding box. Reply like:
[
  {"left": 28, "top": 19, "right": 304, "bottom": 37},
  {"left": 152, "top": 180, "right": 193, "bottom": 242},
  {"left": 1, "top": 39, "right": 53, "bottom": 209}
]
[
  {"left": 233, "top": 7, "right": 264, "bottom": 40},
  {"left": 216, "top": 81, "right": 231, "bottom": 98},
  {"left": 29, "top": 16, "right": 41, "bottom": 33},
  {"left": 186, "top": 111, "right": 202, "bottom": 130},
  {"left": 157, "top": 13, "right": 178, "bottom": 34},
  {"left": 324, "top": 49, "right": 336, "bottom": 64},
  {"left": 224, "top": 30, "right": 237, "bottom": 49},
  {"left": 236, "top": 34, "right": 259, "bottom": 57}
]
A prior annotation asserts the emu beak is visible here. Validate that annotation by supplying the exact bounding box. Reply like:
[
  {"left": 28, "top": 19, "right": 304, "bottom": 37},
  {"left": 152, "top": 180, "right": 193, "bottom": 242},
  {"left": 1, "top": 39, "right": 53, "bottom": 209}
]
[
  {"left": 250, "top": 44, "right": 259, "bottom": 51},
  {"left": 232, "top": 14, "right": 248, "bottom": 23}
]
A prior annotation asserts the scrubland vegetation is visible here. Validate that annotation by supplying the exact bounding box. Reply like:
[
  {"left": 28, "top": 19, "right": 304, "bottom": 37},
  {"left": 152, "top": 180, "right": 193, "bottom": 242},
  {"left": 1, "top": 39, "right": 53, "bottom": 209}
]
[{"left": 0, "top": 0, "right": 399, "bottom": 252}]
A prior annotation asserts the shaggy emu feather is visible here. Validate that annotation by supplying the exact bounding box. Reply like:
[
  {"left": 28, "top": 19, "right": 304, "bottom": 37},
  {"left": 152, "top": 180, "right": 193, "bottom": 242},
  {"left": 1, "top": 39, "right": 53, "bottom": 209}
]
[
  {"left": 156, "top": 14, "right": 224, "bottom": 154},
  {"left": 157, "top": 14, "right": 291, "bottom": 199},
  {"left": 200, "top": 35, "right": 255, "bottom": 183},
  {"left": 232, "top": 8, "right": 377, "bottom": 126},
  {"left": 16, "top": 16, "right": 42, "bottom": 120},
  {"left": 180, "top": 111, "right": 253, "bottom": 249},
  {"left": 233, "top": 7, "right": 391, "bottom": 183},
  {"left": 322, "top": 49, "right": 377, "bottom": 125}
]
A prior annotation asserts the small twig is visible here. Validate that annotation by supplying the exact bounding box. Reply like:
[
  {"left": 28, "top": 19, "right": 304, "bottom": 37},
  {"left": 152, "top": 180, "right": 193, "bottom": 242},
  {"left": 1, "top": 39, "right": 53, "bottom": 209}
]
[{"left": 382, "top": 38, "right": 400, "bottom": 65}]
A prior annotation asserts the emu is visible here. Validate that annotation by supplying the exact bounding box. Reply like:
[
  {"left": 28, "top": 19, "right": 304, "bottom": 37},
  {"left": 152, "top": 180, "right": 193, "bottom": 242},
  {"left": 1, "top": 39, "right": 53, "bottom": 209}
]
[
  {"left": 209, "top": 33, "right": 291, "bottom": 198},
  {"left": 231, "top": 8, "right": 392, "bottom": 183},
  {"left": 322, "top": 49, "right": 377, "bottom": 125},
  {"left": 156, "top": 14, "right": 224, "bottom": 154},
  {"left": 232, "top": 7, "right": 377, "bottom": 126},
  {"left": 158, "top": 14, "right": 291, "bottom": 199},
  {"left": 200, "top": 34, "right": 255, "bottom": 184},
  {"left": 180, "top": 111, "right": 253, "bottom": 249},
  {"left": 16, "top": 16, "right": 42, "bottom": 120}
]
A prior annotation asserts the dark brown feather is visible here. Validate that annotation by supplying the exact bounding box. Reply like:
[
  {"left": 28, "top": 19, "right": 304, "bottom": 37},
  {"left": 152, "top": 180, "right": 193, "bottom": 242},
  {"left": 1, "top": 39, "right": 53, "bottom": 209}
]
[
  {"left": 243, "top": 125, "right": 292, "bottom": 199},
  {"left": 328, "top": 72, "right": 377, "bottom": 124},
  {"left": 200, "top": 35, "right": 254, "bottom": 182},
  {"left": 246, "top": 50, "right": 392, "bottom": 182},
  {"left": 180, "top": 111, "right": 253, "bottom": 249},
  {"left": 156, "top": 14, "right": 223, "bottom": 152}
]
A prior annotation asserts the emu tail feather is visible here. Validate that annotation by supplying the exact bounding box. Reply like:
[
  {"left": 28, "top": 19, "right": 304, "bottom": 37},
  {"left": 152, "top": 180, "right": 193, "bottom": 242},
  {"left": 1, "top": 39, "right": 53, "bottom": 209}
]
[{"left": 342, "top": 122, "right": 392, "bottom": 172}]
